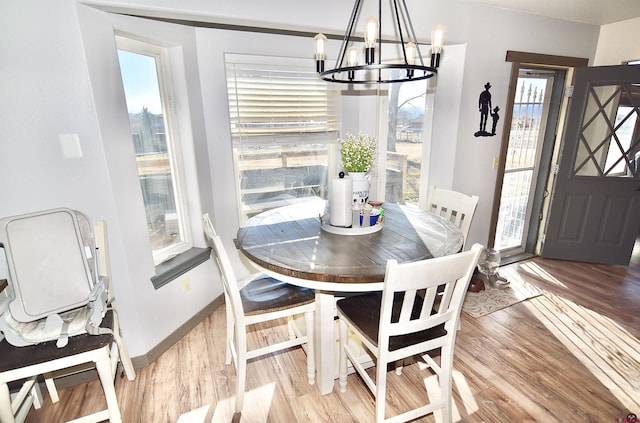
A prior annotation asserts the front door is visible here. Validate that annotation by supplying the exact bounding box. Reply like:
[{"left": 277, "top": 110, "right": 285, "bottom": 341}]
[{"left": 542, "top": 65, "right": 640, "bottom": 265}]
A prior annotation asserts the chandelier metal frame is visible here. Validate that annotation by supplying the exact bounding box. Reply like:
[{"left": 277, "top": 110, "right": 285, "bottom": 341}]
[{"left": 315, "top": 0, "right": 441, "bottom": 84}]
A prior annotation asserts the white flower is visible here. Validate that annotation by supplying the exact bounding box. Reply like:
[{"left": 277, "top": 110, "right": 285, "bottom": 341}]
[{"left": 339, "top": 133, "right": 376, "bottom": 173}]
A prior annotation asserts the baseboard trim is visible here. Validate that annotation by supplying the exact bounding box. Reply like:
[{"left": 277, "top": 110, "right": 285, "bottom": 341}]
[
  {"left": 131, "top": 294, "right": 225, "bottom": 368},
  {"left": 501, "top": 252, "right": 536, "bottom": 266},
  {"left": 49, "top": 295, "right": 224, "bottom": 390}
]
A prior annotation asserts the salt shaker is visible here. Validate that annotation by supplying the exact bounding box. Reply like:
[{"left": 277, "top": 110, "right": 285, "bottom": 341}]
[
  {"left": 362, "top": 204, "right": 372, "bottom": 227},
  {"left": 352, "top": 206, "right": 361, "bottom": 227}
]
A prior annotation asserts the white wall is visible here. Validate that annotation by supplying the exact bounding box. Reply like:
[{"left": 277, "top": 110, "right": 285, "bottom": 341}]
[
  {"left": 593, "top": 17, "right": 640, "bottom": 65},
  {"left": 195, "top": 29, "right": 336, "bottom": 275},
  {"left": 76, "top": 7, "right": 222, "bottom": 357},
  {"left": 0, "top": 1, "right": 221, "bottom": 357},
  {"left": 446, "top": 5, "right": 599, "bottom": 246},
  {"left": 1, "top": 0, "right": 607, "bottom": 358}
]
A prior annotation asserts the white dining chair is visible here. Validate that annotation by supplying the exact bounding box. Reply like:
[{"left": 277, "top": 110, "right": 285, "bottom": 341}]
[
  {"left": 426, "top": 186, "right": 479, "bottom": 249},
  {"left": 337, "top": 243, "right": 483, "bottom": 423},
  {"left": 202, "top": 213, "right": 315, "bottom": 413}
]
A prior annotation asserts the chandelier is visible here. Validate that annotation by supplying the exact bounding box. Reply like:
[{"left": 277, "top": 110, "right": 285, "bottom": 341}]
[{"left": 314, "top": 0, "right": 446, "bottom": 84}]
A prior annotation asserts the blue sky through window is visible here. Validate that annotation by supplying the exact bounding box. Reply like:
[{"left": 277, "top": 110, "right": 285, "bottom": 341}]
[{"left": 117, "top": 50, "right": 162, "bottom": 115}]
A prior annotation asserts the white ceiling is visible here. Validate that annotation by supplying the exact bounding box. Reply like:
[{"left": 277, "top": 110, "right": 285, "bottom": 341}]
[{"left": 466, "top": 0, "right": 640, "bottom": 25}]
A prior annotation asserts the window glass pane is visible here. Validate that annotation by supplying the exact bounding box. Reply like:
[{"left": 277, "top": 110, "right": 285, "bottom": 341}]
[
  {"left": 574, "top": 83, "right": 640, "bottom": 177},
  {"left": 118, "top": 48, "right": 187, "bottom": 260},
  {"left": 386, "top": 79, "right": 427, "bottom": 205},
  {"left": 604, "top": 105, "right": 637, "bottom": 174},
  {"left": 226, "top": 56, "right": 339, "bottom": 221},
  {"left": 506, "top": 78, "right": 547, "bottom": 170}
]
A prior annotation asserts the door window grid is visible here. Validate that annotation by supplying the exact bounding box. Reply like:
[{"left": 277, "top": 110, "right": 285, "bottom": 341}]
[{"left": 574, "top": 83, "right": 640, "bottom": 177}]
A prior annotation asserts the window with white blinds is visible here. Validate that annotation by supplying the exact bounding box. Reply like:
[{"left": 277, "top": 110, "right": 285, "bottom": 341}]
[
  {"left": 225, "top": 54, "right": 340, "bottom": 222},
  {"left": 226, "top": 55, "right": 339, "bottom": 143}
]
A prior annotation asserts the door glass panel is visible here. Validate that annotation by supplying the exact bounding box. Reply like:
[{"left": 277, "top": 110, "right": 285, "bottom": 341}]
[
  {"left": 495, "top": 75, "right": 551, "bottom": 251},
  {"left": 574, "top": 83, "right": 640, "bottom": 177},
  {"left": 496, "top": 170, "right": 533, "bottom": 249}
]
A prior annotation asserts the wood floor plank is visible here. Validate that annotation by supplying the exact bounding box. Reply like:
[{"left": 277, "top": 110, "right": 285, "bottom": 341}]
[{"left": 22, "top": 245, "right": 640, "bottom": 423}]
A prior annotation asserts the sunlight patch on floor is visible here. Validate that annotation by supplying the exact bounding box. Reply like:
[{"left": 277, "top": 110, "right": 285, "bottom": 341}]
[
  {"left": 210, "top": 382, "right": 275, "bottom": 422},
  {"left": 524, "top": 293, "right": 640, "bottom": 411},
  {"left": 452, "top": 369, "right": 479, "bottom": 416},
  {"left": 518, "top": 261, "right": 568, "bottom": 288},
  {"left": 177, "top": 405, "right": 210, "bottom": 423},
  {"left": 418, "top": 366, "right": 477, "bottom": 422}
]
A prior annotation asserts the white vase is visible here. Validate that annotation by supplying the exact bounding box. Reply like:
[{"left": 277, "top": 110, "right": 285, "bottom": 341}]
[{"left": 349, "top": 171, "right": 370, "bottom": 207}]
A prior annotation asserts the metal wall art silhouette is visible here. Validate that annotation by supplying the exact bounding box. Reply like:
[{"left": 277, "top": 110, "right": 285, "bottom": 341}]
[{"left": 475, "top": 82, "right": 500, "bottom": 137}]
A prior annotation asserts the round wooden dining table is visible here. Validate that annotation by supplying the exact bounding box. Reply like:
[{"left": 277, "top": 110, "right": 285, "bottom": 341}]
[{"left": 236, "top": 198, "right": 463, "bottom": 395}]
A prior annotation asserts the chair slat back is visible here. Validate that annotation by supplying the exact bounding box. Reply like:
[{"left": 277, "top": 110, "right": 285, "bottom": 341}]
[
  {"left": 202, "top": 214, "right": 245, "bottom": 323},
  {"left": 379, "top": 244, "right": 483, "bottom": 347},
  {"left": 426, "top": 186, "right": 479, "bottom": 248}
]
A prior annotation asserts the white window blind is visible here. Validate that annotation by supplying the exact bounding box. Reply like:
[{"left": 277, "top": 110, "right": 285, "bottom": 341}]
[
  {"left": 224, "top": 54, "right": 340, "bottom": 222},
  {"left": 226, "top": 55, "right": 339, "bottom": 145}
]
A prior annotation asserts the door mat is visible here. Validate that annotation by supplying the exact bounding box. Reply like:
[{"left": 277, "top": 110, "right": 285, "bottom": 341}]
[{"left": 463, "top": 274, "right": 542, "bottom": 318}]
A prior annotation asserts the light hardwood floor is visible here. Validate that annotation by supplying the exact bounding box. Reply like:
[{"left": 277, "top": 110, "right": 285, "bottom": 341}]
[{"left": 24, "top": 245, "right": 640, "bottom": 422}]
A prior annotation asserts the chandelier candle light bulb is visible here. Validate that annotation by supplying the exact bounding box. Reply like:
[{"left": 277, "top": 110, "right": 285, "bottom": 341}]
[
  {"left": 314, "top": 33, "right": 327, "bottom": 72},
  {"left": 405, "top": 41, "right": 416, "bottom": 77},
  {"left": 431, "top": 24, "right": 446, "bottom": 67},
  {"left": 348, "top": 46, "right": 359, "bottom": 80},
  {"left": 363, "top": 16, "right": 379, "bottom": 64}
]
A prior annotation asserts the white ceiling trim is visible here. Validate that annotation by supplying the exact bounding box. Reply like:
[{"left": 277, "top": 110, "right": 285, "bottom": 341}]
[{"left": 465, "top": 0, "right": 640, "bottom": 25}]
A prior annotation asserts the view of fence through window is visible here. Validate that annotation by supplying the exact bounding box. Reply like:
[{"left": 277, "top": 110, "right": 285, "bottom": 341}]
[
  {"left": 226, "top": 56, "right": 431, "bottom": 222},
  {"left": 495, "top": 77, "right": 548, "bottom": 250},
  {"left": 225, "top": 57, "right": 339, "bottom": 222},
  {"left": 387, "top": 79, "right": 428, "bottom": 206}
]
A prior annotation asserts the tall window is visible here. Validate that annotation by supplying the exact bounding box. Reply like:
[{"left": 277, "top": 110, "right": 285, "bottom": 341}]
[
  {"left": 385, "top": 78, "right": 431, "bottom": 206},
  {"left": 116, "top": 37, "right": 191, "bottom": 265},
  {"left": 225, "top": 54, "right": 340, "bottom": 222}
]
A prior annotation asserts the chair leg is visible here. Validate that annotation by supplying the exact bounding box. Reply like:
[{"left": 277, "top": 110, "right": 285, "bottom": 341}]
[
  {"left": 440, "top": 345, "right": 454, "bottom": 423},
  {"left": 234, "top": 329, "right": 248, "bottom": 413},
  {"left": 113, "top": 310, "right": 136, "bottom": 381},
  {"left": 113, "top": 337, "right": 136, "bottom": 382},
  {"left": 375, "top": 364, "right": 388, "bottom": 423},
  {"left": 287, "top": 316, "right": 296, "bottom": 340},
  {"left": 225, "top": 302, "right": 234, "bottom": 366},
  {"left": 0, "top": 381, "right": 15, "bottom": 423},
  {"left": 338, "top": 318, "right": 348, "bottom": 393},
  {"left": 30, "top": 383, "right": 43, "bottom": 409},
  {"left": 43, "top": 374, "right": 59, "bottom": 403},
  {"left": 395, "top": 359, "right": 404, "bottom": 375},
  {"left": 304, "top": 310, "right": 316, "bottom": 385},
  {"left": 95, "top": 354, "right": 122, "bottom": 423}
]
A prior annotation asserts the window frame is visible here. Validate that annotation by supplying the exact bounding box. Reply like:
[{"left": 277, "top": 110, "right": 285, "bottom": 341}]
[{"left": 116, "top": 35, "right": 193, "bottom": 266}]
